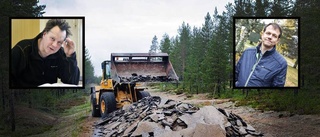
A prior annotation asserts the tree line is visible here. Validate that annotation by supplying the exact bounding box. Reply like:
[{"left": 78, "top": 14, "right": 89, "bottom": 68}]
[
  {"left": 149, "top": 5, "right": 233, "bottom": 96},
  {"left": 149, "top": 0, "right": 320, "bottom": 95}
]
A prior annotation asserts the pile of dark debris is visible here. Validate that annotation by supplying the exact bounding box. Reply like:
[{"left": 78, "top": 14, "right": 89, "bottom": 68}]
[
  {"left": 93, "top": 96, "right": 263, "bottom": 137},
  {"left": 120, "top": 73, "right": 176, "bottom": 82}
]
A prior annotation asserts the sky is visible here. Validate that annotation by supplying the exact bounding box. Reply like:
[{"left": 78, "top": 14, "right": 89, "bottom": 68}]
[{"left": 39, "top": 0, "right": 234, "bottom": 76}]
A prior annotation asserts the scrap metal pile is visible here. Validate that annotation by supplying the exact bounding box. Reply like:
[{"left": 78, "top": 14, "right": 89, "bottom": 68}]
[{"left": 93, "top": 96, "right": 263, "bottom": 137}]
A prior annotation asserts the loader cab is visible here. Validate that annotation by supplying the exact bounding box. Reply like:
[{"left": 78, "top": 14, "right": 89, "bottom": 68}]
[
  {"left": 101, "top": 61, "right": 113, "bottom": 89},
  {"left": 101, "top": 61, "right": 111, "bottom": 80}
]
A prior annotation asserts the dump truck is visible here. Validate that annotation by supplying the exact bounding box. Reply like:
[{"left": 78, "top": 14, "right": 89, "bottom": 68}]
[{"left": 91, "top": 53, "right": 178, "bottom": 118}]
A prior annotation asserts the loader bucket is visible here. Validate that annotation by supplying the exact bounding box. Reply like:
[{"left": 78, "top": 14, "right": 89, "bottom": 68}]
[{"left": 110, "top": 53, "right": 178, "bottom": 82}]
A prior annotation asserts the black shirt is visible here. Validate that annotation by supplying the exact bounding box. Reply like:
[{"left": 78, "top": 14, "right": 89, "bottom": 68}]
[{"left": 10, "top": 33, "right": 80, "bottom": 88}]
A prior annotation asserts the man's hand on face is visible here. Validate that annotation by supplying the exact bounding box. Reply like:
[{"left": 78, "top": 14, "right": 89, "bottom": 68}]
[{"left": 63, "top": 38, "right": 75, "bottom": 57}]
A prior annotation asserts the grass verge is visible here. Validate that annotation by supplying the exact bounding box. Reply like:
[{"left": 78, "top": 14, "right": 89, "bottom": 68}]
[
  {"left": 0, "top": 92, "right": 91, "bottom": 137},
  {"left": 220, "top": 89, "right": 320, "bottom": 114}
]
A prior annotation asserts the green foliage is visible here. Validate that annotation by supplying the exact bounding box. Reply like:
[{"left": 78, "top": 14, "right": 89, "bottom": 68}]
[
  {"left": 0, "top": 0, "right": 46, "bottom": 17},
  {"left": 221, "top": 89, "right": 320, "bottom": 114},
  {"left": 157, "top": 82, "right": 179, "bottom": 92},
  {"left": 156, "top": 0, "right": 320, "bottom": 114},
  {"left": 62, "top": 97, "right": 89, "bottom": 116},
  {"left": 0, "top": 90, "right": 88, "bottom": 136},
  {"left": 170, "top": 22, "right": 192, "bottom": 81},
  {"left": 84, "top": 47, "right": 96, "bottom": 85},
  {"left": 159, "top": 33, "right": 172, "bottom": 54},
  {"left": 149, "top": 35, "right": 159, "bottom": 53}
]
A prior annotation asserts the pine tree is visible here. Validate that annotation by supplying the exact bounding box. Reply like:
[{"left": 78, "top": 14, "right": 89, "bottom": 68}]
[
  {"left": 185, "top": 26, "right": 202, "bottom": 94},
  {"left": 202, "top": 9, "right": 229, "bottom": 96},
  {"left": 170, "top": 36, "right": 182, "bottom": 80},
  {"left": 234, "top": 0, "right": 254, "bottom": 16},
  {"left": 178, "top": 22, "right": 192, "bottom": 81},
  {"left": 202, "top": 12, "right": 215, "bottom": 93},
  {"left": 199, "top": 13, "right": 214, "bottom": 91},
  {"left": 201, "top": 12, "right": 214, "bottom": 50},
  {"left": 149, "top": 35, "right": 158, "bottom": 53},
  {"left": 234, "top": 0, "right": 245, "bottom": 16},
  {"left": 223, "top": 3, "right": 235, "bottom": 88},
  {"left": 254, "top": 0, "right": 270, "bottom": 16},
  {"left": 84, "top": 47, "right": 96, "bottom": 85},
  {"left": 270, "top": 0, "right": 295, "bottom": 17},
  {"left": 159, "top": 33, "right": 171, "bottom": 54}
]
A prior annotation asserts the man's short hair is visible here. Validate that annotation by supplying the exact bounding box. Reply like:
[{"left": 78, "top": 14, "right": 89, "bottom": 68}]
[
  {"left": 42, "top": 19, "right": 72, "bottom": 40},
  {"left": 263, "top": 23, "right": 282, "bottom": 38}
]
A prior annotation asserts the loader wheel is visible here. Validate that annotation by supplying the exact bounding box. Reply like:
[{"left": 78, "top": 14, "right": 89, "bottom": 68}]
[
  {"left": 137, "top": 91, "right": 151, "bottom": 100},
  {"left": 91, "top": 93, "right": 100, "bottom": 117},
  {"left": 100, "top": 92, "right": 116, "bottom": 119}
]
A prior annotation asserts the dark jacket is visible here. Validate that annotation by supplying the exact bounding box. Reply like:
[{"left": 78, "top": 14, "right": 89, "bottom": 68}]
[
  {"left": 11, "top": 33, "right": 80, "bottom": 88},
  {"left": 235, "top": 43, "right": 287, "bottom": 87}
]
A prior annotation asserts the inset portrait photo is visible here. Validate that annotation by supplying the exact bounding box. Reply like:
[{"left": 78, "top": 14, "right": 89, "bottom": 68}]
[
  {"left": 234, "top": 17, "right": 299, "bottom": 88},
  {"left": 10, "top": 17, "right": 84, "bottom": 89}
]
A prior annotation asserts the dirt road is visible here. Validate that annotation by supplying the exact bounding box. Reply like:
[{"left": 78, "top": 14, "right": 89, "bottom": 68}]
[
  {"left": 148, "top": 89, "right": 320, "bottom": 137},
  {"left": 85, "top": 89, "right": 320, "bottom": 137}
]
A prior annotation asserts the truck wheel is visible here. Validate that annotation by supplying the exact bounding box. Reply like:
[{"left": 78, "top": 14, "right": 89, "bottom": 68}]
[
  {"left": 91, "top": 93, "right": 100, "bottom": 117},
  {"left": 137, "top": 91, "right": 151, "bottom": 100},
  {"left": 100, "top": 92, "right": 116, "bottom": 119}
]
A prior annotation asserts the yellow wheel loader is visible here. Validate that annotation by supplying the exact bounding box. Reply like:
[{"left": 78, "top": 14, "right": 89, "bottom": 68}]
[{"left": 90, "top": 53, "right": 178, "bottom": 118}]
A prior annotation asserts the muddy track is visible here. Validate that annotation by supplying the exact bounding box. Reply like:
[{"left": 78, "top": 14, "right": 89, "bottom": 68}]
[{"left": 147, "top": 90, "right": 320, "bottom": 137}]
